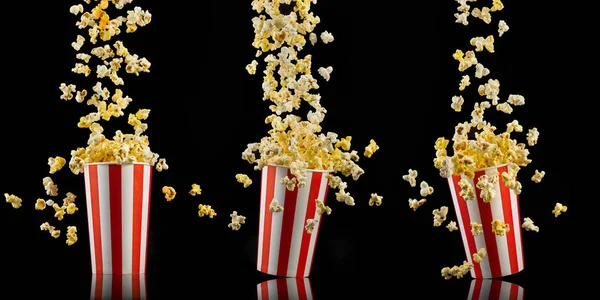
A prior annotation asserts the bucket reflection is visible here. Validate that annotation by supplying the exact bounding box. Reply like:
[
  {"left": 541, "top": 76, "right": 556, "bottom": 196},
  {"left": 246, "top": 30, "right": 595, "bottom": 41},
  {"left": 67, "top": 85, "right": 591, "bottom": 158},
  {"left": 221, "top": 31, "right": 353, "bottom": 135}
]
[
  {"left": 257, "top": 277, "right": 313, "bottom": 300},
  {"left": 90, "top": 274, "right": 147, "bottom": 299},
  {"left": 468, "top": 279, "right": 524, "bottom": 300}
]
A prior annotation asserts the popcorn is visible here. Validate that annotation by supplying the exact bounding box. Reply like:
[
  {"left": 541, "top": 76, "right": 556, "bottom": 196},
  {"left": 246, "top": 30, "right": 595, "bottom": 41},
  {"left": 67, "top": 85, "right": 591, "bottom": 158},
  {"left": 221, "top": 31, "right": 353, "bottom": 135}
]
[
  {"left": 526, "top": 128, "right": 539, "bottom": 146},
  {"left": 309, "top": 33, "right": 317, "bottom": 45},
  {"left": 447, "top": 221, "right": 459, "bottom": 232},
  {"left": 433, "top": 206, "right": 448, "bottom": 227},
  {"left": 162, "top": 186, "right": 176, "bottom": 201},
  {"left": 45, "top": 200, "right": 55, "bottom": 206},
  {"left": 478, "top": 78, "right": 500, "bottom": 105},
  {"left": 269, "top": 199, "right": 284, "bottom": 213},
  {"left": 470, "top": 36, "right": 495, "bottom": 53},
  {"left": 59, "top": 83, "right": 77, "bottom": 101},
  {"left": 246, "top": 60, "right": 258, "bottom": 75},
  {"left": 155, "top": 158, "right": 168, "bottom": 172},
  {"left": 280, "top": 176, "right": 297, "bottom": 191},
  {"left": 471, "top": 222, "right": 483, "bottom": 236},
  {"left": 402, "top": 169, "right": 419, "bottom": 187},
  {"left": 236, "top": 174, "right": 253, "bottom": 188},
  {"left": 53, "top": 204, "right": 66, "bottom": 221},
  {"left": 491, "top": 0, "right": 504, "bottom": 12},
  {"left": 4, "top": 193, "right": 22, "bottom": 209},
  {"left": 454, "top": 12, "right": 469, "bottom": 26},
  {"left": 531, "top": 170, "right": 545, "bottom": 183},
  {"left": 552, "top": 203, "right": 567, "bottom": 217},
  {"left": 506, "top": 120, "right": 523, "bottom": 133},
  {"left": 507, "top": 94, "right": 525, "bottom": 106},
  {"left": 66, "top": 203, "right": 79, "bottom": 215},
  {"left": 305, "top": 219, "right": 318, "bottom": 234},
  {"left": 451, "top": 95, "right": 465, "bottom": 112},
  {"left": 491, "top": 219, "right": 510, "bottom": 236},
  {"left": 72, "top": 35, "right": 85, "bottom": 51},
  {"left": 475, "top": 174, "right": 496, "bottom": 203},
  {"left": 228, "top": 211, "right": 246, "bottom": 231},
  {"left": 43, "top": 177, "right": 58, "bottom": 197},
  {"left": 320, "top": 31, "right": 334, "bottom": 44},
  {"left": 66, "top": 226, "right": 78, "bottom": 246},
  {"left": 318, "top": 66, "right": 333, "bottom": 82},
  {"left": 335, "top": 189, "right": 355, "bottom": 206},
  {"left": 77, "top": 53, "right": 92, "bottom": 63},
  {"left": 502, "top": 167, "right": 522, "bottom": 195},
  {"left": 474, "top": 63, "right": 490, "bottom": 79},
  {"left": 439, "top": 157, "right": 453, "bottom": 178},
  {"left": 335, "top": 136, "right": 352, "bottom": 151},
  {"left": 453, "top": 50, "right": 478, "bottom": 72},
  {"left": 498, "top": 20, "right": 509, "bottom": 37},
  {"left": 496, "top": 102, "right": 513, "bottom": 114},
  {"left": 472, "top": 248, "right": 487, "bottom": 263},
  {"left": 471, "top": 7, "right": 492, "bottom": 24},
  {"left": 364, "top": 140, "right": 379, "bottom": 158},
  {"left": 458, "top": 179, "right": 476, "bottom": 201},
  {"left": 35, "top": 199, "right": 47, "bottom": 211},
  {"left": 70, "top": 4, "right": 84, "bottom": 15},
  {"left": 441, "top": 260, "right": 474, "bottom": 280},
  {"left": 189, "top": 184, "right": 202, "bottom": 196},
  {"left": 51, "top": 230, "right": 61, "bottom": 239},
  {"left": 40, "top": 222, "right": 53, "bottom": 231},
  {"left": 48, "top": 156, "right": 66, "bottom": 174},
  {"left": 459, "top": 75, "right": 471, "bottom": 91},
  {"left": 420, "top": 181, "right": 434, "bottom": 197},
  {"left": 408, "top": 198, "right": 426, "bottom": 211},
  {"left": 315, "top": 199, "right": 331, "bottom": 215},
  {"left": 198, "top": 204, "right": 217, "bottom": 218},
  {"left": 522, "top": 217, "right": 539, "bottom": 232},
  {"left": 368, "top": 193, "right": 382, "bottom": 207}
]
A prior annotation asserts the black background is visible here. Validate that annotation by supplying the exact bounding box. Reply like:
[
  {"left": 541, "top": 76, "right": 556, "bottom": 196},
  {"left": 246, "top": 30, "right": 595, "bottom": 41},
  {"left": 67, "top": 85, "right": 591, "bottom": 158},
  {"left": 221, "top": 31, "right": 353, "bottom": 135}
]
[{"left": 1, "top": 0, "right": 585, "bottom": 298}]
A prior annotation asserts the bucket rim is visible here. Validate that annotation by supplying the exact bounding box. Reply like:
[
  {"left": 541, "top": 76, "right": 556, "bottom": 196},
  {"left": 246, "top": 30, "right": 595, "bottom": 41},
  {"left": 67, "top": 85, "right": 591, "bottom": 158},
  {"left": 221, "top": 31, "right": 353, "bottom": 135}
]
[
  {"left": 85, "top": 162, "right": 152, "bottom": 166},
  {"left": 266, "top": 164, "right": 333, "bottom": 174}
]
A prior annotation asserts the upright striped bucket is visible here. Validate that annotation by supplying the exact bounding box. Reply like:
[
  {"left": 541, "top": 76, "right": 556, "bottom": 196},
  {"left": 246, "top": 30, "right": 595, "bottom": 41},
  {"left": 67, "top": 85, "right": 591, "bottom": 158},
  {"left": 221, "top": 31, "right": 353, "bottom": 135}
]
[
  {"left": 256, "top": 278, "right": 313, "bottom": 300},
  {"left": 84, "top": 163, "right": 153, "bottom": 275},
  {"left": 448, "top": 164, "right": 525, "bottom": 278},
  {"left": 257, "top": 165, "right": 331, "bottom": 277},
  {"left": 468, "top": 280, "right": 524, "bottom": 300}
]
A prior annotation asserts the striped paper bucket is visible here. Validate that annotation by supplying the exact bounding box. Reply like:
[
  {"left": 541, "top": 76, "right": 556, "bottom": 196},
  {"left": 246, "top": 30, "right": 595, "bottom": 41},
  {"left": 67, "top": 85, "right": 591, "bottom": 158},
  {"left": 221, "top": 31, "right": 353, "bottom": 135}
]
[
  {"left": 468, "top": 280, "right": 524, "bottom": 300},
  {"left": 257, "top": 165, "right": 331, "bottom": 277},
  {"left": 448, "top": 164, "right": 525, "bottom": 279},
  {"left": 84, "top": 163, "right": 153, "bottom": 275},
  {"left": 90, "top": 274, "right": 147, "bottom": 299},
  {"left": 257, "top": 278, "right": 313, "bottom": 300}
]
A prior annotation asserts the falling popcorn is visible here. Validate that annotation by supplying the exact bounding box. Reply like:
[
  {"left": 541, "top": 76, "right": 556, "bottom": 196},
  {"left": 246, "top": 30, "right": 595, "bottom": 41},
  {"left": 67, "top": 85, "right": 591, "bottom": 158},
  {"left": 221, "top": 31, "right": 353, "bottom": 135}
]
[
  {"left": 491, "top": 219, "right": 510, "bottom": 236},
  {"left": 441, "top": 260, "right": 474, "bottom": 280},
  {"left": 458, "top": 179, "right": 476, "bottom": 201},
  {"left": 526, "top": 128, "right": 539, "bottom": 146},
  {"left": 522, "top": 217, "right": 539, "bottom": 232},
  {"left": 280, "top": 176, "right": 297, "bottom": 191},
  {"left": 48, "top": 157, "right": 67, "bottom": 174},
  {"left": 368, "top": 193, "right": 382, "bottom": 207},
  {"left": 305, "top": 219, "right": 318, "bottom": 234},
  {"left": 315, "top": 199, "right": 331, "bottom": 215},
  {"left": 451, "top": 95, "right": 464, "bottom": 112},
  {"left": 531, "top": 170, "right": 545, "bottom": 183},
  {"left": 471, "top": 222, "right": 483, "bottom": 236},
  {"left": 498, "top": 20, "right": 509, "bottom": 37},
  {"left": 269, "top": 199, "right": 284, "bottom": 213},
  {"left": 189, "top": 184, "right": 202, "bottom": 196},
  {"left": 474, "top": 63, "right": 490, "bottom": 79},
  {"left": 552, "top": 203, "right": 567, "bottom": 217},
  {"left": 364, "top": 139, "right": 379, "bottom": 158},
  {"left": 198, "top": 204, "right": 217, "bottom": 218},
  {"left": 43, "top": 177, "right": 59, "bottom": 197},
  {"left": 318, "top": 66, "right": 333, "bottom": 82},
  {"left": 475, "top": 174, "right": 496, "bottom": 203},
  {"left": 433, "top": 206, "right": 448, "bottom": 227},
  {"left": 402, "top": 169, "right": 418, "bottom": 187},
  {"left": 420, "top": 181, "right": 434, "bottom": 197},
  {"left": 236, "top": 174, "right": 253, "bottom": 188},
  {"left": 162, "top": 186, "right": 176, "bottom": 201},
  {"left": 408, "top": 198, "right": 426, "bottom": 211},
  {"left": 320, "top": 31, "right": 334, "bottom": 44},
  {"left": 446, "top": 221, "right": 459, "bottom": 232},
  {"left": 66, "top": 226, "right": 78, "bottom": 246},
  {"left": 246, "top": 60, "right": 258, "bottom": 75},
  {"left": 35, "top": 199, "right": 47, "bottom": 211},
  {"left": 459, "top": 75, "right": 471, "bottom": 91},
  {"left": 228, "top": 211, "right": 246, "bottom": 231},
  {"left": 4, "top": 193, "right": 23, "bottom": 209},
  {"left": 53, "top": 204, "right": 67, "bottom": 221},
  {"left": 472, "top": 248, "right": 487, "bottom": 263}
]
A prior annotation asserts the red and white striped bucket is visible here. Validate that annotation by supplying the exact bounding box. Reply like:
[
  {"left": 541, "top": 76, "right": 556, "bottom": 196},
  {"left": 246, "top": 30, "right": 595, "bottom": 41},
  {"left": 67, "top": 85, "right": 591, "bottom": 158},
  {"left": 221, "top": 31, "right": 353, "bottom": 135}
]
[
  {"left": 84, "top": 163, "right": 153, "bottom": 275},
  {"left": 257, "top": 165, "right": 331, "bottom": 277},
  {"left": 448, "top": 164, "right": 525, "bottom": 278},
  {"left": 468, "top": 280, "right": 524, "bottom": 300},
  {"left": 90, "top": 274, "right": 147, "bottom": 299},
  {"left": 256, "top": 278, "right": 313, "bottom": 300}
]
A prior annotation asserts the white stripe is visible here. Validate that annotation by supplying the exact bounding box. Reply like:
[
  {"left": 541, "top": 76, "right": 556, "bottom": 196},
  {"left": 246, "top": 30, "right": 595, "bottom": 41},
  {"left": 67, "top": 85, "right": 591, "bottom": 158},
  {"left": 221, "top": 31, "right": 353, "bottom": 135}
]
[
  {"left": 257, "top": 166, "right": 269, "bottom": 271},
  {"left": 305, "top": 277, "right": 313, "bottom": 300},
  {"left": 286, "top": 173, "right": 312, "bottom": 277},
  {"left": 478, "top": 279, "right": 491, "bottom": 300},
  {"left": 256, "top": 281, "right": 263, "bottom": 299},
  {"left": 467, "top": 279, "right": 476, "bottom": 299},
  {"left": 90, "top": 274, "right": 97, "bottom": 299},
  {"left": 140, "top": 165, "right": 151, "bottom": 273},
  {"left": 121, "top": 165, "right": 134, "bottom": 274},
  {"left": 286, "top": 278, "right": 299, "bottom": 299},
  {"left": 85, "top": 166, "right": 97, "bottom": 274},
  {"left": 268, "top": 279, "right": 278, "bottom": 299},
  {"left": 487, "top": 168, "right": 511, "bottom": 276},
  {"left": 122, "top": 275, "right": 133, "bottom": 299},
  {"left": 448, "top": 177, "right": 473, "bottom": 277},
  {"left": 499, "top": 280, "right": 512, "bottom": 300},
  {"left": 98, "top": 165, "right": 113, "bottom": 273},
  {"left": 465, "top": 176, "right": 491, "bottom": 278},
  {"left": 303, "top": 173, "right": 329, "bottom": 277},
  {"left": 510, "top": 189, "right": 524, "bottom": 272},
  {"left": 267, "top": 166, "right": 288, "bottom": 275},
  {"left": 102, "top": 274, "right": 111, "bottom": 298},
  {"left": 517, "top": 285, "right": 523, "bottom": 300},
  {"left": 140, "top": 274, "right": 147, "bottom": 299}
]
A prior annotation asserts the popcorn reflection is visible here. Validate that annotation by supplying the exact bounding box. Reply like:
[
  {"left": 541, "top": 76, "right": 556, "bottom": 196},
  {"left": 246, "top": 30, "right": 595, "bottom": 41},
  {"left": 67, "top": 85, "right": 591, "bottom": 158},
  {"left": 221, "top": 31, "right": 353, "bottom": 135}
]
[
  {"left": 90, "top": 274, "right": 146, "bottom": 300},
  {"left": 468, "top": 279, "right": 524, "bottom": 300},
  {"left": 257, "top": 277, "right": 313, "bottom": 300}
]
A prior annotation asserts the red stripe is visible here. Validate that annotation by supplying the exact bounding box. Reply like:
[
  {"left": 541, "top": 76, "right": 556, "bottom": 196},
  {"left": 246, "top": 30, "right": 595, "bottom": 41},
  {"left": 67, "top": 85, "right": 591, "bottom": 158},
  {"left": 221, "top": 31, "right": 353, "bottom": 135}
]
[
  {"left": 112, "top": 274, "right": 121, "bottom": 299},
  {"left": 307, "top": 174, "right": 329, "bottom": 277},
  {"left": 515, "top": 175, "right": 524, "bottom": 269},
  {"left": 261, "top": 166, "right": 276, "bottom": 273},
  {"left": 296, "top": 171, "right": 323, "bottom": 277},
  {"left": 497, "top": 165, "right": 519, "bottom": 274},
  {"left": 510, "top": 281, "right": 519, "bottom": 300},
  {"left": 94, "top": 274, "right": 103, "bottom": 299},
  {"left": 145, "top": 166, "right": 153, "bottom": 273},
  {"left": 109, "top": 165, "right": 123, "bottom": 275},
  {"left": 277, "top": 279, "right": 288, "bottom": 299},
  {"left": 471, "top": 279, "right": 482, "bottom": 300},
  {"left": 133, "top": 274, "right": 140, "bottom": 299},
  {"left": 489, "top": 280, "right": 502, "bottom": 300},
  {"left": 451, "top": 175, "right": 482, "bottom": 278},
  {"left": 277, "top": 170, "right": 300, "bottom": 276},
  {"left": 474, "top": 171, "right": 502, "bottom": 278},
  {"left": 132, "top": 165, "right": 144, "bottom": 274},
  {"left": 89, "top": 165, "right": 104, "bottom": 274},
  {"left": 297, "top": 278, "right": 308, "bottom": 300},
  {"left": 260, "top": 281, "right": 269, "bottom": 300}
]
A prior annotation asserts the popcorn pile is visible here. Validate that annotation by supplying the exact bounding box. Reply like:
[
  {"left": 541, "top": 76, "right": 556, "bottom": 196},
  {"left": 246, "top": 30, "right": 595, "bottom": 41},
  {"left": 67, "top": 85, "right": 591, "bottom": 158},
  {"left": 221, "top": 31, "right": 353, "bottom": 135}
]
[{"left": 239, "top": 0, "right": 382, "bottom": 234}]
